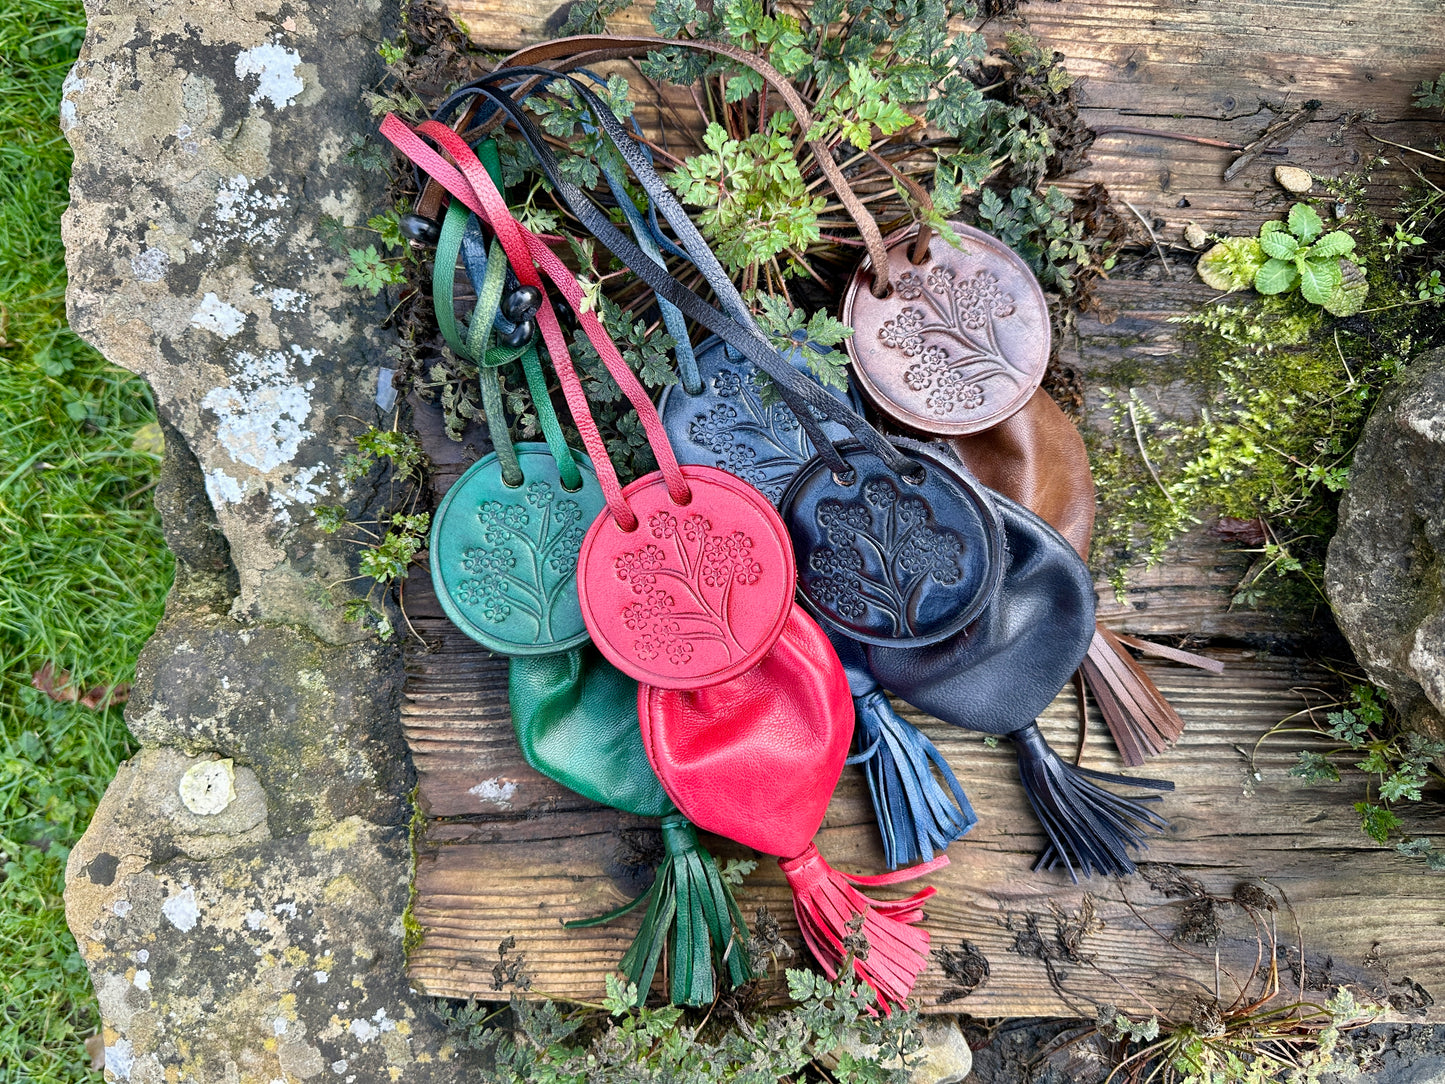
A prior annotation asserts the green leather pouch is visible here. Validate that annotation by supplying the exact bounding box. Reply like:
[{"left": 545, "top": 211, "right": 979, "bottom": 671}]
[
  {"left": 509, "top": 646, "right": 670, "bottom": 818},
  {"left": 509, "top": 647, "right": 753, "bottom": 1005}
]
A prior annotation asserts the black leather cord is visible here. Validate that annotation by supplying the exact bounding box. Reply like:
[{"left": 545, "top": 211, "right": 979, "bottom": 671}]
[{"left": 445, "top": 69, "right": 922, "bottom": 482}]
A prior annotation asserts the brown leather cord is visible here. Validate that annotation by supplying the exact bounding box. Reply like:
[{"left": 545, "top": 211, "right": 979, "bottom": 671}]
[
  {"left": 414, "top": 34, "right": 933, "bottom": 296},
  {"left": 863, "top": 148, "right": 934, "bottom": 265}
]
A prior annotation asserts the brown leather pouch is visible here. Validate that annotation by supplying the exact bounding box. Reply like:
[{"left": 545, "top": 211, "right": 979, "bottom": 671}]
[{"left": 950, "top": 390, "right": 1219, "bottom": 766}]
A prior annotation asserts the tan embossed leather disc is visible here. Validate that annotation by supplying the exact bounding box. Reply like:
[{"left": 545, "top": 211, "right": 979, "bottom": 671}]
[{"left": 843, "top": 223, "right": 1050, "bottom": 437}]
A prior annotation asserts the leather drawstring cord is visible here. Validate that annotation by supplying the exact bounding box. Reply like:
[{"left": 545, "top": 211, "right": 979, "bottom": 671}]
[
  {"left": 384, "top": 115, "right": 690, "bottom": 529},
  {"left": 494, "top": 35, "right": 932, "bottom": 294},
  {"left": 425, "top": 72, "right": 851, "bottom": 473},
  {"left": 397, "top": 72, "right": 926, "bottom": 485},
  {"left": 430, "top": 71, "right": 707, "bottom": 395}
]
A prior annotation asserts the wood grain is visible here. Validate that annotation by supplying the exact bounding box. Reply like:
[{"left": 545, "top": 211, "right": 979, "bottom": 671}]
[{"left": 404, "top": 598, "right": 1445, "bottom": 1019}]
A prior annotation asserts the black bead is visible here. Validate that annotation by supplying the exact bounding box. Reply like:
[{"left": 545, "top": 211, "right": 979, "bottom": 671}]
[
  {"left": 551, "top": 294, "right": 575, "bottom": 325},
  {"left": 501, "top": 285, "right": 543, "bottom": 321},
  {"left": 498, "top": 317, "right": 535, "bottom": 348},
  {"left": 398, "top": 213, "right": 441, "bottom": 247}
]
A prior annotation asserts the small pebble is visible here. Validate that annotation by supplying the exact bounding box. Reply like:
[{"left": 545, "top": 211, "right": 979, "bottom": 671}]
[
  {"left": 1183, "top": 222, "right": 1208, "bottom": 249},
  {"left": 1274, "top": 165, "right": 1313, "bottom": 194}
]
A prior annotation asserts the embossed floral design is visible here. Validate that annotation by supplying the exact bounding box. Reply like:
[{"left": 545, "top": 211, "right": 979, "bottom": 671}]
[
  {"left": 613, "top": 511, "right": 765, "bottom": 667},
  {"left": 454, "top": 481, "right": 589, "bottom": 637},
  {"left": 895, "top": 271, "right": 925, "bottom": 300},
  {"left": 878, "top": 307, "right": 926, "bottom": 357},
  {"left": 804, "top": 476, "right": 967, "bottom": 637},
  {"left": 683, "top": 366, "right": 816, "bottom": 503},
  {"left": 878, "top": 265, "right": 1025, "bottom": 418}
]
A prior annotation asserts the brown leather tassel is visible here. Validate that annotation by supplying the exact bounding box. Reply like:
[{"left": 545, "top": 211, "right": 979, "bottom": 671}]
[{"left": 1078, "top": 626, "right": 1222, "bottom": 767}]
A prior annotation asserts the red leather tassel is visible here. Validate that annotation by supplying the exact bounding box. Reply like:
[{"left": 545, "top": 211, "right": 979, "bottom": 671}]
[{"left": 778, "top": 844, "right": 948, "bottom": 1013}]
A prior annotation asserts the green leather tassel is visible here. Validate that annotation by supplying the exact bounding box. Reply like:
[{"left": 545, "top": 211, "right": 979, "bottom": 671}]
[{"left": 568, "top": 815, "right": 752, "bottom": 1006}]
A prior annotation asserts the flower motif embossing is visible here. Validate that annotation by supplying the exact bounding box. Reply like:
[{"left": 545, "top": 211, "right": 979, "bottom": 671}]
[
  {"left": 904, "top": 346, "right": 950, "bottom": 392},
  {"left": 712, "top": 369, "right": 743, "bottom": 397},
  {"left": 874, "top": 265, "right": 1024, "bottom": 418},
  {"left": 802, "top": 473, "right": 968, "bottom": 637},
  {"left": 895, "top": 271, "right": 925, "bottom": 300},
  {"left": 688, "top": 403, "right": 739, "bottom": 453},
  {"left": 808, "top": 547, "right": 868, "bottom": 621},
  {"left": 863, "top": 479, "right": 898, "bottom": 510},
  {"left": 455, "top": 579, "right": 491, "bottom": 606},
  {"left": 878, "top": 307, "right": 926, "bottom": 357},
  {"left": 613, "top": 514, "right": 765, "bottom": 669},
  {"left": 454, "top": 476, "right": 591, "bottom": 642},
  {"left": 547, "top": 526, "right": 586, "bottom": 575}
]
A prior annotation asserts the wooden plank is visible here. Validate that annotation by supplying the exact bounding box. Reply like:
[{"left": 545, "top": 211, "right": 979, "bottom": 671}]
[
  {"left": 449, "top": 0, "right": 1445, "bottom": 237},
  {"left": 403, "top": 608, "right": 1445, "bottom": 1018}
]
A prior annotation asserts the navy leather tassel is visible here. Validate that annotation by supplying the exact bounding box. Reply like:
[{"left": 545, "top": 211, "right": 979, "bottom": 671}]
[
  {"left": 848, "top": 689, "right": 978, "bottom": 869},
  {"left": 1010, "top": 722, "right": 1174, "bottom": 882}
]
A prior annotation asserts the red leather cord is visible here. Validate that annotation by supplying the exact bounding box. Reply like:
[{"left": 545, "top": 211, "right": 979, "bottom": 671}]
[{"left": 381, "top": 113, "right": 691, "bottom": 527}]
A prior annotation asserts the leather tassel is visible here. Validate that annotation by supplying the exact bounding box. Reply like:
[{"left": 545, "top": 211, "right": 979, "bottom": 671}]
[
  {"left": 848, "top": 689, "right": 977, "bottom": 869},
  {"left": 1079, "top": 626, "right": 1224, "bottom": 767},
  {"left": 567, "top": 815, "right": 752, "bottom": 1006},
  {"left": 778, "top": 844, "right": 949, "bottom": 1013},
  {"left": 1011, "top": 722, "right": 1175, "bottom": 882}
]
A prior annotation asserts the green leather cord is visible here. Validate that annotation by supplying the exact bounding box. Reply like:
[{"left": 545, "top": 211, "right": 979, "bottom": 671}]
[
  {"left": 516, "top": 340, "right": 582, "bottom": 491},
  {"left": 565, "top": 814, "right": 752, "bottom": 1005},
  {"left": 434, "top": 198, "right": 522, "bottom": 484},
  {"left": 432, "top": 141, "right": 582, "bottom": 491}
]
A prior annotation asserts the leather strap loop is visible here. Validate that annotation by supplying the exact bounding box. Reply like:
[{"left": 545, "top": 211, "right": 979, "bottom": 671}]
[
  {"left": 386, "top": 115, "right": 693, "bottom": 527},
  {"left": 418, "top": 119, "right": 694, "bottom": 509},
  {"left": 414, "top": 74, "right": 923, "bottom": 483},
  {"left": 461, "top": 67, "right": 850, "bottom": 471}
]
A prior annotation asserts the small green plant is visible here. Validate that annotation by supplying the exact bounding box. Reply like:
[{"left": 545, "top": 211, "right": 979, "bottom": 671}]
[
  {"left": 1198, "top": 203, "right": 1368, "bottom": 316},
  {"left": 434, "top": 956, "right": 922, "bottom": 1084},
  {"left": 667, "top": 114, "right": 830, "bottom": 287},
  {"left": 977, "top": 184, "right": 1091, "bottom": 293},
  {"left": 316, "top": 420, "right": 431, "bottom": 639},
  {"left": 1412, "top": 71, "right": 1445, "bottom": 113},
  {"left": 1139, "top": 987, "right": 1373, "bottom": 1084},
  {"left": 751, "top": 293, "right": 854, "bottom": 392},
  {"left": 1092, "top": 161, "right": 1445, "bottom": 599},
  {"left": 1257, "top": 684, "right": 1445, "bottom": 858}
]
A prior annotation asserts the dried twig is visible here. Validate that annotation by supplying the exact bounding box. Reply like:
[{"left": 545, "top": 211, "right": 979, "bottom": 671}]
[
  {"left": 1127, "top": 395, "right": 1175, "bottom": 508},
  {"left": 1121, "top": 200, "right": 1174, "bottom": 280}
]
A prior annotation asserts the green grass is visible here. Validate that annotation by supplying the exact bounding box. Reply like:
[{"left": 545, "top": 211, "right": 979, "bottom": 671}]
[{"left": 0, "top": 2, "right": 174, "bottom": 1080}]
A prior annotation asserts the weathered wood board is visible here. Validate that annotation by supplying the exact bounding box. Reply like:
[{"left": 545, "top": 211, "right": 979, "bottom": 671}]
[
  {"left": 399, "top": 0, "right": 1445, "bottom": 1020},
  {"left": 405, "top": 582, "right": 1445, "bottom": 1018}
]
